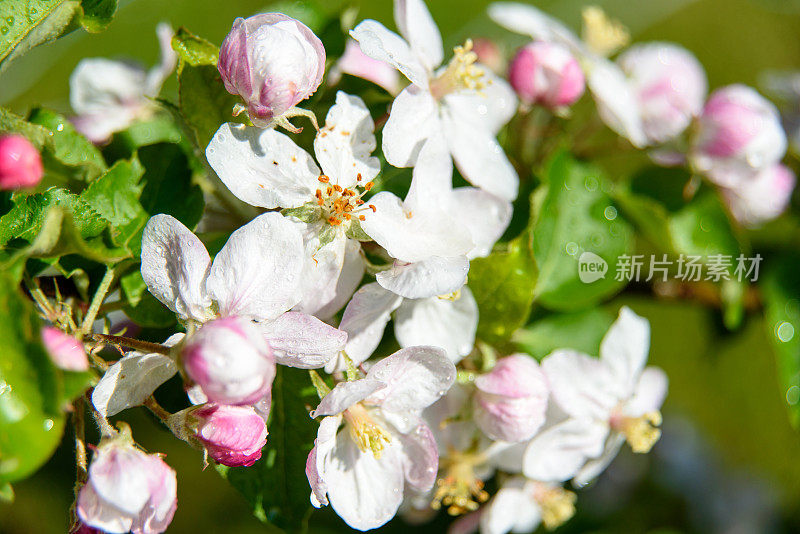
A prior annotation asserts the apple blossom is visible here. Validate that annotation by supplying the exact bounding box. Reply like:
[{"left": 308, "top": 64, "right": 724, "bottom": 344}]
[
  {"left": 206, "top": 91, "right": 377, "bottom": 318},
  {"left": 489, "top": 2, "right": 649, "bottom": 147},
  {"left": 330, "top": 40, "right": 402, "bottom": 95},
  {"left": 190, "top": 404, "right": 268, "bottom": 467},
  {"left": 721, "top": 163, "right": 796, "bottom": 227},
  {"left": 306, "top": 346, "right": 456, "bottom": 530},
  {"left": 508, "top": 42, "right": 585, "bottom": 108},
  {"left": 351, "top": 0, "right": 519, "bottom": 201},
  {"left": 690, "top": 84, "right": 787, "bottom": 187},
  {"left": 0, "top": 134, "right": 43, "bottom": 190},
  {"left": 618, "top": 42, "right": 707, "bottom": 144},
  {"left": 77, "top": 430, "right": 177, "bottom": 534},
  {"left": 70, "top": 23, "right": 176, "bottom": 143},
  {"left": 477, "top": 477, "right": 577, "bottom": 533},
  {"left": 41, "top": 326, "right": 89, "bottom": 371},
  {"left": 182, "top": 316, "right": 276, "bottom": 405},
  {"left": 473, "top": 354, "right": 549, "bottom": 442},
  {"left": 218, "top": 13, "right": 325, "bottom": 130},
  {"left": 536, "top": 307, "right": 668, "bottom": 487}
]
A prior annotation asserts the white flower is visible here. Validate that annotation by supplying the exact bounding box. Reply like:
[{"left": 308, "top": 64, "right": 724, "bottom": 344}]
[
  {"left": 529, "top": 307, "right": 668, "bottom": 487},
  {"left": 206, "top": 91, "right": 378, "bottom": 318},
  {"left": 478, "top": 476, "right": 576, "bottom": 534},
  {"left": 70, "top": 23, "right": 176, "bottom": 143},
  {"left": 306, "top": 347, "right": 456, "bottom": 531},
  {"left": 351, "top": 0, "right": 519, "bottom": 201},
  {"left": 721, "top": 163, "right": 796, "bottom": 227},
  {"left": 489, "top": 2, "right": 649, "bottom": 147}
]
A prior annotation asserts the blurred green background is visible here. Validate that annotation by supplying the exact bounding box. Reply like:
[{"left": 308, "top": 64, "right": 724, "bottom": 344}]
[{"left": 3, "top": 0, "right": 800, "bottom": 532}]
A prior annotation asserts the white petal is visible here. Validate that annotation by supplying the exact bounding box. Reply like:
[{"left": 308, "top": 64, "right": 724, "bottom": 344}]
[
  {"left": 441, "top": 72, "right": 517, "bottom": 135},
  {"left": 144, "top": 23, "right": 178, "bottom": 97},
  {"left": 394, "top": 0, "right": 444, "bottom": 71},
  {"left": 258, "top": 312, "right": 347, "bottom": 369},
  {"left": 206, "top": 212, "right": 304, "bottom": 321},
  {"left": 444, "top": 188, "right": 512, "bottom": 259},
  {"left": 311, "top": 379, "right": 386, "bottom": 418},
  {"left": 393, "top": 288, "right": 478, "bottom": 363},
  {"left": 335, "top": 282, "right": 403, "bottom": 371},
  {"left": 88, "top": 446, "right": 153, "bottom": 516},
  {"left": 92, "top": 352, "right": 178, "bottom": 417},
  {"left": 588, "top": 58, "right": 648, "bottom": 148},
  {"left": 366, "top": 346, "right": 456, "bottom": 425},
  {"left": 71, "top": 111, "right": 140, "bottom": 144},
  {"left": 522, "top": 418, "right": 609, "bottom": 483},
  {"left": 291, "top": 221, "right": 349, "bottom": 317},
  {"left": 321, "top": 431, "right": 405, "bottom": 530},
  {"left": 599, "top": 306, "right": 651, "bottom": 397},
  {"left": 350, "top": 20, "right": 430, "bottom": 89},
  {"left": 376, "top": 256, "right": 469, "bottom": 299},
  {"left": 625, "top": 366, "right": 668, "bottom": 417},
  {"left": 480, "top": 478, "right": 537, "bottom": 534},
  {"left": 404, "top": 134, "right": 454, "bottom": 214},
  {"left": 361, "top": 191, "right": 473, "bottom": 263},
  {"left": 70, "top": 58, "right": 147, "bottom": 117},
  {"left": 77, "top": 482, "right": 135, "bottom": 533},
  {"left": 441, "top": 110, "right": 519, "bottom": 201},
  {"left": 314, "top": 239, "right": 365, "bottom": 320},
  {"left": 140, "top": 214, "right": 212, "bottom": 322},
  {"left": 307, "top": 415, "right": 341, "bottom": 507},
  {"left": 487, "top": 2, "right": 585, "bottom": 53},
  {"left": 541, "top": 350, "right": 620, "bottom": 420},
  {"left": 396, "top": 423, "right": 439, "bottom": 492},
  {"left": 206, "top": 123, "right": 321, "bottom": 209},
  {"left": 315, "top": 91, "right": 380, "bottom": 188},
  {"left": 382, "top": 85, "right": 440, "bottom": 167},
  {"left": 573, "top": 432, "right": 626, "bottom": 487}
]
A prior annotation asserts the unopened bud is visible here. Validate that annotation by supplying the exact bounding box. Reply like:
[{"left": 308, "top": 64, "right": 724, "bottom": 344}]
[
  {"left": 508, "top": 42, "right": 585, "bottom": 108},
  {"left": 0, "top": 135, "right": 43, "bottom": 190}
]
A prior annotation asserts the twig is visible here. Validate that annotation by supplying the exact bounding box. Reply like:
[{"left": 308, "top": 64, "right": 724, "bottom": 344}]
[
  {"left": 81, "top": 267, "right": 116, "bottom": 336},
  {"left": 89, "top": 333, "right": 172, "bottom": 356}
]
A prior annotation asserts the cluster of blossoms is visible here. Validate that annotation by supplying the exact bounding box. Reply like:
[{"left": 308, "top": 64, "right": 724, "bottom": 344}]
[{"left": 17, "top": 1, "right": 794, "bottom": 533}]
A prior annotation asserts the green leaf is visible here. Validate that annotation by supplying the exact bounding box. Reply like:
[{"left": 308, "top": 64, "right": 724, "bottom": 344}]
[
  {"left": 120, "top": 270, "right": 176, "bottom": 328},
  {"left": 0, "top": 107, "right": 53, "bottom": 149},
  {"left": 513, "top": 308, "right": 614, "bottom": 360},
  {"left": 28, "top": 107, "right": 107, "bottom": 183},
  {"left": 0, "top": 1, "right": 83, "bottom": 72},
  {"left": 0, "top": 272, "right": 65, "bottom": 484},
  {"left": 532, "top": 152, "right": 634, "bottom": 311},
  {"left": 669, "top": 192, "right": 740, "bottom": 259},
  {"left": 468, "top": 234, "right": 538, "bottom": 346},
  {"left": 79, "top": 0, "right": 117, "bottom": 33},
  {"left": 171, "top": 26, "right": 218, "bottom": 67},
  {"left": 761, "top": 252, "right": 800, "bottom": 428},
  {"left": 222, "top": 367, "right": 318, "bottom": 532},
  {"left": 178, "top": 63, "right": 242, "bottom": 149}
]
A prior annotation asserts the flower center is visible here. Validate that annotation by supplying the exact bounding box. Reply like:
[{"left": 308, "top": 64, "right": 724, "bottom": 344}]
[
  {"left": 430, "top": 39, "right": 488, "bottom": 100},
  {"left": 581, "top": 6, "right": 629, "bottom": 57},
  {"left": 531, "top": 483, "right": 577, "bottom": 529},
  {"left": 344, "top": 403, "right": 392, "bottom": 458},
  {"left": 614, "top": 410, "right": 662, "bottom": 453},
  {"left": 431, "top": 449, "right": 488, "bottom": 515},
  {"left": 314, "top": 174, "right": 376, "bottom": 227}
]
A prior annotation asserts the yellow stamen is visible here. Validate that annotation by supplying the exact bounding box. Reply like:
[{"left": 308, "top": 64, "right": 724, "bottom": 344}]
[
  {"left": 437, "top": 289, "right": 461, "bottom": 301},
  {"left": 533, "top": 484, "right": 577, "bottom": 529},
  {"left": 430, "top": 39, "right": 488, "bottom": 99},
  {"left": 344, "top": 404, "right": 392, "bottom": 458},
  {"left": 581, "top": 6, "right": 629, "bottom": 57},
  {"left": 620, "top": 411, "right": 662, "bottom": 453},
  {"left": 430, "top": 450, "right": 488, "bottom": 515}
]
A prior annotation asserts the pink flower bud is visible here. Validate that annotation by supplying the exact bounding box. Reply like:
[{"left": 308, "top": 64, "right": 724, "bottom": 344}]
[
  {"left": 41, "top": 326, "right": 89, "bottom": 371},
  {"left": 0, "top": 135, "right": 43, "bottom": 190},
  {"left": 192, "top": 404, "right": 268, "bottom": 467},
  {"left": 473, "top": 354, "right": 549, "bottom": 442},
  {"left": 182, "top": 316, "right": 275, "bottom": 405},
  {"left": 691, "top": 84, "right": 787, "bottom": 187},
  {"left": 722, "top": 163, "right": 796, "bottom": 227},
  {"left": 508, "top": 42, "right": 585, "bottom": 108},
  {"left": 77, "top": 439, "right": 177, "bottom": 534},
  {"left": 331, "top": 40, "right": 401, "bottom": 95},
  {"left": 472, "top": 38, "right": 505, "bottom": 75},
  {"left": 618, "top": 42, "right": 707, "bottom": 144},
  {"left": 218, "top": 13, "right": 325, "bottom": 127}
]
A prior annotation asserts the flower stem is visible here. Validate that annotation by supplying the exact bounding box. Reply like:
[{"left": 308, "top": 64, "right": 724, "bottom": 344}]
[
  {"left": 90, "top": 333, "right": 172, "bottom": 356},
  {"left": 73, "top": 397, "right": 88, "bottom": 485},
  {"left": 81, "top": 267, "right": 116, "bottom": 336}
]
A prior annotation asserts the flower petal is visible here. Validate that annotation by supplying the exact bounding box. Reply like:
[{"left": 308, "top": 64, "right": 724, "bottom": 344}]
[
  {"left": 394, "top": 0, "right": 444, "bottom": 71},
  {"left": 141, "top": 214, "right": 212, "bottom": 322},
  {"left": 625, "top": 366, "right": 668, "bottom": 417},
  {"left": 307, "top": 415, "right": 341, "bottom": 507},
  {"left": 69, "top": 58, "right": 147, "bottom": 117},
  {"left": 376, "top": 256, "right": 470, "bottom": 299},
  {"left": 541, "top": 350, "right": 620, "bottom": 420},
  {"left": 311, "top": 379, "right": 386, "bottom": 418},
  {"left": 77, "top": 482, "right": 135, "bottom": 533},
  {"left": 350, "top": 20, "right": 430, "bottom": 89},
  {"left": 258, "top": 311, "right": 347, "bottom": 369},
  {"left": 522, "top": 418, "right": 609, "bottom": 483},
  {"left": 206, "top": 212, "right": 304, "bottom": 321},
  {"left": 291, "top": 221, "right": 349, "bottom": 317},
  {"left": 206, "top": 123, "right": 321, "bottom": 209},
  {"left": 335, "top": 282, "right": 403, "bottom": 371},
  {"left": 480, "top": 477, "right": 540, "bottom": 534},
  {"left": 393, "top": 288, "right": 478, "bottom": 363},
  {"left": 599, "top": 306, "right": 651, "bottom": 397},
  {"left": 381, "top": 85, "right": 440, "bottom": 167},
  {"left": 396, "top": 422, "right": 439, "bottom": 493},
  {"left": 441, "top": 71, "right": 517, "bottom": 135},
  {"left": 315, "top": 91, "right": 380, "bottom": 188},
  {"left": 573, "top": 432, "right": 626, "bottom": 487},
  {"left": 588, "top": 58, "right": 648, "bottom": 148},
  {"left": 314, "top": 238, "right": 365, "bottom": 320},
  {"left": 366, "top": 346, "right": 456, "bottom": 427},
  {"left": 92, "top": 351, "right": 178, "bottom": 417},
  {"left": 444, "top": 188, "right": 512, "bottom": 259},
  {"left": 488, "top": 3, "right": 583, "bottom": 51},
  {"left": 144, "top": 23, "right": 178, "bottom": 97},
  {"left": 88, "top": 446, "right": 153, "bottom": 516}
]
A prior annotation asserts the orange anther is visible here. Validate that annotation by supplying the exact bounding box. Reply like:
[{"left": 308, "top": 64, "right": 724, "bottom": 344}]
[
  {"left": 326, "top": 186, "right": 333, "bottom": 196},
  {"left": 368, "top": 204, "right": 377, "bottom": 212},
  {"left": 328, "top": 216, "right": 341, "bottom": 226},
  {"left": 355, "top": 199, "right": 364, "bottom": 205},
  {"left": 359, "top": 215, "right": 366, "bottom": 221},
  {"left": 343, "top": 213, "right": 352, "bottom": 221},
  {"left": 318, "top": 175, "right": 330, "bottom": 183},
  {"left": 356, "top": 173, "right": 363, "bottom": 182},
  {"left": 364, "top": 181, "right": 374, "bottom": 191},
  {"left": 333, "top": 184, "right": 343, "bottom": 192}
]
